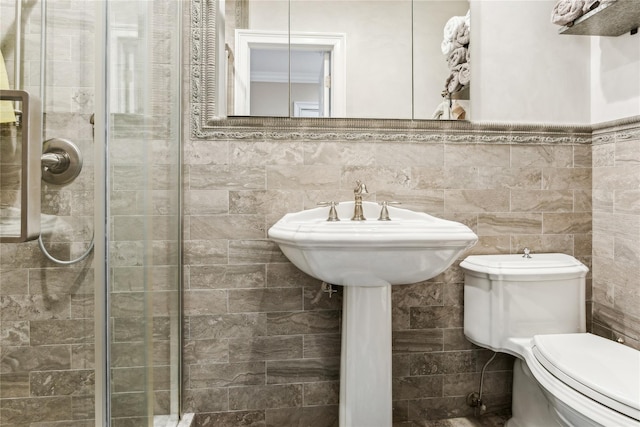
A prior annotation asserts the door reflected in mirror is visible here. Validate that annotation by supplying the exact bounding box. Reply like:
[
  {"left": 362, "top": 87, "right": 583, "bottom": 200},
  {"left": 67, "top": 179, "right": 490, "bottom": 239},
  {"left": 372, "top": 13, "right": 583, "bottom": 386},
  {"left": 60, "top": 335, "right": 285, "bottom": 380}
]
[
  {"left": 234, "top": 30, "right": 345, "bottom": 117},
  {"left": 221, "top": 0, "right": 469, "bottom": 120}
]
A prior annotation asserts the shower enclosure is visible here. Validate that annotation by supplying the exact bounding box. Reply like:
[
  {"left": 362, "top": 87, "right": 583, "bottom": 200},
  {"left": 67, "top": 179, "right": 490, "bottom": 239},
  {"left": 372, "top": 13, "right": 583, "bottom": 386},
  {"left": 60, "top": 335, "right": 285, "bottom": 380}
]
[{"left": 0, "top": 1, "right": 183, "bottom": 425}]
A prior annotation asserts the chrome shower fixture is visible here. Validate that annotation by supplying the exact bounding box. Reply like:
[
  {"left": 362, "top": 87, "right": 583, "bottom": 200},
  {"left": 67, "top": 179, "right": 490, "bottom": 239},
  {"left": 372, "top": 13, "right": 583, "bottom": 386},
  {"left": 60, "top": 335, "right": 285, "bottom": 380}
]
[{"left": 41, "top": 138, "right": 83, "bottom": 185}]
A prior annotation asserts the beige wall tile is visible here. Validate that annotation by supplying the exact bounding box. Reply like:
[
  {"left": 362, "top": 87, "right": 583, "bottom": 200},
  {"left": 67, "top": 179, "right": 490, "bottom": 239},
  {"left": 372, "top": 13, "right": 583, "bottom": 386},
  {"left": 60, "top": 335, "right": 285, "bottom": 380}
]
[
  {"left": 511, "top": 145, "right": 573, "bottom": 168},
  {"left": 543, "top": 167, "right": 591, "bottom": 190},
  {"left": 376, "top": 143, "right": 444, "bottom": 167},
  {"left": 267, "top": 165, "right": 341, "bottom": 190},
  {"left": 478, "top": 213, "right": 542, "bottom": 236},
  {"left": 478, "top": 167, "right": 542, "bottom": 189},
  {"left": 543, "top": 212, "right": 592, "bottom": 235},
  {"left": 304, "top": 142, "right": 376, "bottom": 166},
  {"left": 444, "top": 189, "right": 510, "bottom": 212},
  {"left": 511, "top": 190, "right": 573, "bottom": 212},
  {"left": 231, "top": 141, "right": 304, "bottom": 166},
  {"left": 444, "top": 144, "right": 509, "bottom": 168}
]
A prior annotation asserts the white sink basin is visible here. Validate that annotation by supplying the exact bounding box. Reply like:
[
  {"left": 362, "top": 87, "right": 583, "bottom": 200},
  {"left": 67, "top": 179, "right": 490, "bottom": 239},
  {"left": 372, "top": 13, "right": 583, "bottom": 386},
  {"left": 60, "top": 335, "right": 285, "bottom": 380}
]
[
  {"left": 268, "top": 200, "right": 477, "bottom": 427},
  {"left": 268, "top": 201, "right": 478, "bottom": 286}
]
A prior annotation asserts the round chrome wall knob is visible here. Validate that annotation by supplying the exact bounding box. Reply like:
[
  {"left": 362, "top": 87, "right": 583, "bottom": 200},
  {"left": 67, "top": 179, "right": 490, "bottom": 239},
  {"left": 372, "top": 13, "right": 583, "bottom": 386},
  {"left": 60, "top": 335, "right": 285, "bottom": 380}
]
[{"left": 41, "top": 138, "right": 83, "bottom": 185}]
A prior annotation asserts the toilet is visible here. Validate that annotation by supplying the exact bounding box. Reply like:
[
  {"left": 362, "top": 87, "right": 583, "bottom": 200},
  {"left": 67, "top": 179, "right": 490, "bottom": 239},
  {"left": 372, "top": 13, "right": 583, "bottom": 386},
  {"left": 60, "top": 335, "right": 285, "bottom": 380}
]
[{"left": 461, "top": 253, "right": 640, "bottom": 427}]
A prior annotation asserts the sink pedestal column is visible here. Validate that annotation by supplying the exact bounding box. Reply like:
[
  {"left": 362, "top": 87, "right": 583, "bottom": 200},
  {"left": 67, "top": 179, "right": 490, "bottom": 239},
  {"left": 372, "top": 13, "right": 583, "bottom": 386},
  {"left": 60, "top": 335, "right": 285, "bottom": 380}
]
[{"left": 339, "top": 283, "right": 393, "bottom": 427}]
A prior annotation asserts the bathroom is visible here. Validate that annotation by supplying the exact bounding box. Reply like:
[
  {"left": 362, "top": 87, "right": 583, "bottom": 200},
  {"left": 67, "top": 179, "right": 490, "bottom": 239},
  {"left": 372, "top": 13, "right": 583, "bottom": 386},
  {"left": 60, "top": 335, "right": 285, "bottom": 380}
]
[{"left": 0, "top": 0, "right": 638, "bottom": 426}]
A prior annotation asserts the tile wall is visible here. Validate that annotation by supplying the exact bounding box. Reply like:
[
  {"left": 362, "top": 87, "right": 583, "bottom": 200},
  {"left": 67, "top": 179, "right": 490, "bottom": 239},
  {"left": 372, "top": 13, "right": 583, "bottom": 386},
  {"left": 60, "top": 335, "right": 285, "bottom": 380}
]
[
  {"left": 591, "top": 119, "right": 640, "bottom": 350},
  {"left": 182, "top": 124, "right": 593, "bottom": 426}
]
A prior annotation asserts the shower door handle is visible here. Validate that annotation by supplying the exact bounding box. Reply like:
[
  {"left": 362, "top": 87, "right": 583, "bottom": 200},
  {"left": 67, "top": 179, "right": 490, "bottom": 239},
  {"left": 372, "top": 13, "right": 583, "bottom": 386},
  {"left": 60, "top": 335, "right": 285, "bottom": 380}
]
[{"left": 0, "top": 90, "right": 42, "bottom": 242}]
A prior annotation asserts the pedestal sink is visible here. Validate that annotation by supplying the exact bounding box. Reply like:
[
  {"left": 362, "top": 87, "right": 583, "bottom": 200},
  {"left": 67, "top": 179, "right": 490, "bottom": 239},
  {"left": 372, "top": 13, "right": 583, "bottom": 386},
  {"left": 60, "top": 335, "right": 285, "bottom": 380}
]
[{"left": 268, "top": 201, "right": 478, "bottom": 427}]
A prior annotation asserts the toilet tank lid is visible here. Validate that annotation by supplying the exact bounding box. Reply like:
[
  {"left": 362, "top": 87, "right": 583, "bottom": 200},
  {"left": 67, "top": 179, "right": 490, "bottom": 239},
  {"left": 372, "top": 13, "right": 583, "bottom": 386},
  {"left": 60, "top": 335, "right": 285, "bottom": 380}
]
[
  {"left": 533, "top": 333, "right": 640, "bottom": 420},
  {"left": 460, "top": 253, "right": 588, "bottom": 279}
]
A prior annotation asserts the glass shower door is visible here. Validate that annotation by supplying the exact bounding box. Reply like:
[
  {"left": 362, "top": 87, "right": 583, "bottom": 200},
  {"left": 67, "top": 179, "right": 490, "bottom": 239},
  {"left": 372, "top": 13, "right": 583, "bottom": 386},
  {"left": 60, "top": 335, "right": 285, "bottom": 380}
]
[
  {"left": 1, "top": 0, "right": 97, "bottom": 425},
  {"left": 104, "top": 1, "right": 182, "bottom": 425},
  {"left": 1, "top": 1, "right": 182, "bottom": 426}
]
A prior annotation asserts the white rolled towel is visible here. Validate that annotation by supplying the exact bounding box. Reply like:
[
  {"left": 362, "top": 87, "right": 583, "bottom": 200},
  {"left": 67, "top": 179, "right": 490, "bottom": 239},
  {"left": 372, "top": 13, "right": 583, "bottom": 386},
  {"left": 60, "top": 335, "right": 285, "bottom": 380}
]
[
  {"left": 441, "top": 15, "right": 466, "bottom": 55},
  {"left": 445, "top": 71, "right": 463, "bottom": 95},
  {"left": 455, "top": 23, "right": 470, "bottom": 46},
  {"left": 551, "top": 0, "right": 585, "bottom": 26},
  {"left": 447, "top": 47, "right": 467, "bottom": 70},
  {"left": 456, "top": 62, "right": 470, "bottom": 86}
]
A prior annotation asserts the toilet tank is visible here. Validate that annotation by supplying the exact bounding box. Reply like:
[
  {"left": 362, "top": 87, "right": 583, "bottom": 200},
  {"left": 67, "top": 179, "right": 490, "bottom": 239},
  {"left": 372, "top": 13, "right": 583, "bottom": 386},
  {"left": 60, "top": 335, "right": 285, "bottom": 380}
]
[{"left": 461, "top": 253, "right": 588, "bottom": 354}]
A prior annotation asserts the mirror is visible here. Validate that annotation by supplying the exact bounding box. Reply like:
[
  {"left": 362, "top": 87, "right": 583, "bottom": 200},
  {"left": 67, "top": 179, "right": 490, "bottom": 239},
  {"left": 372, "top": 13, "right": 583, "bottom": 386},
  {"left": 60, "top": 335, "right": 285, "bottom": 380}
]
[{"left": 198, "top": 0, "right": 469, "bottom": 123}]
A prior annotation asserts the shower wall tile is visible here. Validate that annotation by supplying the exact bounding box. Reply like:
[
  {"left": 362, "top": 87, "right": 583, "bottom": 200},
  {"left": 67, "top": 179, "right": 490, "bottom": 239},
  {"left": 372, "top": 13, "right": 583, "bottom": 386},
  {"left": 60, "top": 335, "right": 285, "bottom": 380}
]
[
  {"left": 0, "top": 321, "right": 29, "bottom": 346},
  {"left": 302, "top": 334, "right": 341, "bottom": 359},
  {"left": 228, "top": 288, "right": 303, "bottom": 313},
  {"left": 303, "top": 381, "right": 340, "bottom": 406},
  {"left": 392, "top": 330, "right": 444, "bottom": 353},
  {"left": 0, "top": 294, "right": 70, "bottom": 321},
  {"left": 0, "top": 345, "right": 71, "bottom": 374},
  {"left": 184, "top": 290, "right": 228, "bottom": 316},
  {"left": 0, "top": 269, "right": 28, "bottom": 295},
  {"left": 591, "top": 122, "right": 640, "bottom": 350},
  {"left": 192, "top": 410, "right": 265, "bottom": 427},
  {"left": 189, "top": 313, "right": 267, "bottom": 340},
  {"left": 228, "top": 336, "right": 303, "bottom": 362},
  {"left": 190, "top": 265, "right": 266, "bottom": 289},
  {"left": 184, "top": 120, "right": 593, "bottom": 425},
  {"left": 30, "top": 319, "right": 94, "bottom": 345},
  {"left": 393, "top": 375, "right": 443, "bottom": 400},
  {"left": 183, "top": 339, "right": 229, "bottom": 365},
  {"left": 190, "top": 362, "right": 266, "bottom": 388},
  {"left": 30, "top": 369, "right": 94, "bottom": 396},
  {"left": 266, "top": 405, "right": 339, "bottom": 427},
  {"left": 183, "top": 388, "right": 229, "bottom": 414},
  {"left": 0, "top": 396, "right": 73, "bottom": 424},
  {"left": 0, "top": 373, "right": 29, "bottom": 398},
  {"left": 228, "top": 384, "right": 302, "bottom": 410}
]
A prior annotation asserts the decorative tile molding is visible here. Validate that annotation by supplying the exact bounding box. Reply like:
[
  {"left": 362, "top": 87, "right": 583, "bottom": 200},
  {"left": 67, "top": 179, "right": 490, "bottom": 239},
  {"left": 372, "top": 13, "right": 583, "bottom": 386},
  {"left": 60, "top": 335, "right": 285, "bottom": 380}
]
[
  {"left": 592, "top": 115, "right": 640, "bottom": 145},
  {"left": 193, "top": 116, "right": 593, "bottom": 144}
]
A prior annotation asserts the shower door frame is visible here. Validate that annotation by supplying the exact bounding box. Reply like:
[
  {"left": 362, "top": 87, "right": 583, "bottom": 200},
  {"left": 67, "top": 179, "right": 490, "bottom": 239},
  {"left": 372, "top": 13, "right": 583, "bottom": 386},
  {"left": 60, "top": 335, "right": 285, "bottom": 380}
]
[{"left": 94, "top": 1, "right": 110, "bottom": 425}]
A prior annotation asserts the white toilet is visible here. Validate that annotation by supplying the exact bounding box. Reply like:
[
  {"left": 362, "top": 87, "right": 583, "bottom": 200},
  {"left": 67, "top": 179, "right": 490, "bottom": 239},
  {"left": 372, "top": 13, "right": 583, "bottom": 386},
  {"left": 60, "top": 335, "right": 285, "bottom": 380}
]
[{"left": 461, "top": 253, "right": 640, "bottom": 427}]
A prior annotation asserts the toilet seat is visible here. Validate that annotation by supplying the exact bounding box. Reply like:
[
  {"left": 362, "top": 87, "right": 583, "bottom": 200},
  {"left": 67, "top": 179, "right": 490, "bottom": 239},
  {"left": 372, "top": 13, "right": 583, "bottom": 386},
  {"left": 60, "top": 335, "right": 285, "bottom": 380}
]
[{"left": 532, "top": 333, "right": 640, "bottom": 423}]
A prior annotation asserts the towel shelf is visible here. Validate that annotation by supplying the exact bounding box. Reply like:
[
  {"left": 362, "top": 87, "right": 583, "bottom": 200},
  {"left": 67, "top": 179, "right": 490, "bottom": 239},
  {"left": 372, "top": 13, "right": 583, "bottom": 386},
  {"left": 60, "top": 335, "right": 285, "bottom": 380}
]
[
  {"left": 559, "top": 0, "right": 640, "bottom": 37},
  {"left": 0, "top": 90, "right": 42, "bottom": 242}
]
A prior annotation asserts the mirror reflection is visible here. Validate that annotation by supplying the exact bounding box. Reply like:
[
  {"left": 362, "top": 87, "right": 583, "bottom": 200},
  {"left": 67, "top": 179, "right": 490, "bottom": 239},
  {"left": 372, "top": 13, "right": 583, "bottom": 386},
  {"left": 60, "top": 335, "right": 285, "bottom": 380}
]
[{"left": 222, "top": 0, "right": 470, "bottom": 120}]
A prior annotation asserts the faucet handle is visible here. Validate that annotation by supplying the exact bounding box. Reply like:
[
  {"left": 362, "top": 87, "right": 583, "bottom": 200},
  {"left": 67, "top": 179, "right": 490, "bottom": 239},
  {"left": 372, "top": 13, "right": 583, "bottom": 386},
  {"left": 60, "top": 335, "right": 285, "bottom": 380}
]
[
  {"left": 317, "top": 201, "right": 340, "bottom": 221},
  {"left": 377, "top": 201, "right": 401, "bottom": 221},
  {"left": 354, "top": 180, "right": 368, "bottom": 194}
]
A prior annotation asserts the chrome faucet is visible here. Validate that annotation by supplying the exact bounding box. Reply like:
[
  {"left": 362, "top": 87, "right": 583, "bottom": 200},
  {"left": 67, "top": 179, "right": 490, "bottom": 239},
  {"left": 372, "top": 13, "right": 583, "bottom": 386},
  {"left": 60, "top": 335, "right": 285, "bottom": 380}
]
[{"left": 351, "top": 180, "right": 368, "bottom": 221}]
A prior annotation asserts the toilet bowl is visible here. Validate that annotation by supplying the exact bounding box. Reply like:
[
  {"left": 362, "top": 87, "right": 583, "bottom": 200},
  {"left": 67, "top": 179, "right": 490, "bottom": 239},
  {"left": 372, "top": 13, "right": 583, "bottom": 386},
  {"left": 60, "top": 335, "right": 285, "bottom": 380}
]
[{"left": 461, "top": 253, "right": 640, "bottom": 427}]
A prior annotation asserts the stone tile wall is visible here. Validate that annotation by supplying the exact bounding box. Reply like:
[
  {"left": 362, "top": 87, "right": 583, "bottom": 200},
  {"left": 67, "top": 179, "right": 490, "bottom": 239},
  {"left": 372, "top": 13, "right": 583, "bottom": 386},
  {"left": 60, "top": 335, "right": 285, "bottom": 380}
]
[
  {"left": 182, "top": 123, "right": 593, "bottom": 426},
  {"left": 591, "top": 118, "right": 640, "bottom": 350}
]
